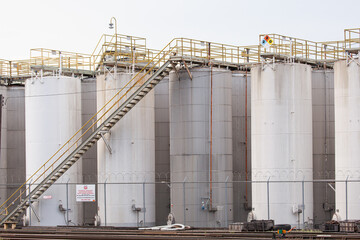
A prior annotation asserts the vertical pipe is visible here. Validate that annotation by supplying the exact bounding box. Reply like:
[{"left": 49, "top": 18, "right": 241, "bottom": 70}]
[
  {"left": 143, "top": 182, "right": 146, "bottom": 226},
  {"left": 245, "top": 69, "right": 248, "bottom": 203},
  {"left": 208, "top": 42, "right": 213, "bottom": 209},
  {"left": 267, "top": 177, "right": 270, "bottom": 220},
  {"left": 324, "top": 68, "right": 329, "bottom": 206},
  {"left": 104, "top": 179, "right": 107, "bottom": 226}
]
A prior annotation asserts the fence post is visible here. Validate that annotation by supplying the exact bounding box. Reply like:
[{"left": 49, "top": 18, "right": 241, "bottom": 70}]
[
  {"left": 267, "top": 177, "right": 270, "bottom": 220},
  {"left": 28, "top": 182, "right": 31, "bottom": 226},
  {"left": 183, "top": 177, "right": 187, "bottom": 225},
  {"left": 302, "top": 178, "right": 305, "bottom": 228},
  {"left": 104, "top": 179, "right": 107, "bottom": 226},
  {"left": 143, "top": 181, "right": 146, "bottom": 226},
  {"left": 225, "top": 176, "right": 229, "bottom": 227},
  {"left": 66, "top": 179, "right": 70, "bottom": 225},
  {"left": 346, "top": 176, "right": 349, "bottom": 220}
]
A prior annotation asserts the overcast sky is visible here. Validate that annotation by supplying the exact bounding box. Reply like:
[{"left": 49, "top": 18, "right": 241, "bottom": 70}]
[{"left": 0, "top": 0, "right": 359, "bottom": 60}]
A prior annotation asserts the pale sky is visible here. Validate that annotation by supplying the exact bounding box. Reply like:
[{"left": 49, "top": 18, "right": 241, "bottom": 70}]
[{"left": 0, "top": 0, "right": 359, "bottom": 60}]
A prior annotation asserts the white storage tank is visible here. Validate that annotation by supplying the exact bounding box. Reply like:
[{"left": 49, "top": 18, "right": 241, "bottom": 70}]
[
  {"left": 97, "top": 72, "right": 155, "bottom": 227},
  {"left": 25, "top": 76, "right": 82, "bottom": 226},
  {"left": 169, "top": 68, "right": 233, "bottom": 228},
  {"left": 334, "top": 60, "right": 360, "bottom": 220},
  {"left": 251, "top": 63, "right": 313, "bottom": 227}
]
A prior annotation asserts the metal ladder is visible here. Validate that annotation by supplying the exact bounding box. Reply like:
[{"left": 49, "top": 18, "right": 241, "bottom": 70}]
[{"left": 0, "top": 58, "right": 172, "bottom": 226}]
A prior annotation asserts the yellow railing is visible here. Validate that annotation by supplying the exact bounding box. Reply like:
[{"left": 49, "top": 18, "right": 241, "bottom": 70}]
[
  {"left": 0, "top": 59, "right": 32, "bottom": 79},
  {"left": 0, "top": 39, "right": 177, "bottom": 222},
  {"left": 2, "top": 28, "right": 359, "bottom": 80},
  {"left": 91, "top": 34, "right": 149, "bottom": 68},
  {"left": 169, "top": 38, "right": 260, "bottom": 64},
  {"left": 344, "top": 28, "right": 360, "bottom": 50},
  {"left": 30, "top": 48, "right": 94, "bottom": 71},
  {"left": 259, "top": 33, "right": 347, "bottom": 62}
]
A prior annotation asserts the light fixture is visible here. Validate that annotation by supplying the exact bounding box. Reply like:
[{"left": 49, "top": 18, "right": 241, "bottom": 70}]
[{"left": 109, "top": 23, "right": 114, "bottom": 29}]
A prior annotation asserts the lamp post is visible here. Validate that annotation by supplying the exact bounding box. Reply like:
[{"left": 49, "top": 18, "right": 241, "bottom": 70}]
[{"left": 109, "top": 17, "right": 118, "bottom": 67}]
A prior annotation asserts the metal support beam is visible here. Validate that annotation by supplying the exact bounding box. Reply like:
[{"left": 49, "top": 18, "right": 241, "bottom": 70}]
[
  {"left": 100, "top": 130, "right": 112, "bottom": 154},
  {"left": 171, "top": 62, "right": 180, "bottom": 80},
  {"left": 182, "top": 60, "right": 192, "bottom": 80}
]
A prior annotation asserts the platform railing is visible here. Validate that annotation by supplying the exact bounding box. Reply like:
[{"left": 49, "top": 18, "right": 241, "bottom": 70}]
[
  {"left": 30, "top": 48, "right": 94, "bottom": 72},
  {"left": 344, "top": 28, "right": 360, "bottom": 50},
  {"left": 259, "top": 33, "right": 347, "bottom": 62}
]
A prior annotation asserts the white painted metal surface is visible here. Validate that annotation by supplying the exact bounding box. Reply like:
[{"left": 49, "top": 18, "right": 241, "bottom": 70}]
[
  {"left": 169, "top": 68, "right": 233, "bottom": 228},
  {"left": 334, "top": 60, "right": 360, "bottom": 220},
  {"left": 97, "top": 72, "right": 155, "bottom": 227},
  {"left": 0, "top": 86, "right": 8, "bottom": 204},
  {"left": 25, "top": 76, "right": 82, "bottom": 226},
  {"left": 251, "top": 63, "right": 313, "bottom": 227}
]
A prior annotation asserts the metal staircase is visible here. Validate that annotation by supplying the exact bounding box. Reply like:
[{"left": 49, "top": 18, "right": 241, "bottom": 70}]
[{"left": 0, "top": 43, "right": 175, "bottom": 226}]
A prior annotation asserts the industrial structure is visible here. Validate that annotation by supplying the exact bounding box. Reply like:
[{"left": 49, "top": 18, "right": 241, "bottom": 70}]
[{"left": 0, "top": 24, "right": 359, "bottom": 230}]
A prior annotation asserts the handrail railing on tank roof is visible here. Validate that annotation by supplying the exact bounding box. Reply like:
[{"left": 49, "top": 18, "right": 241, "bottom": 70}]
[
  {"left": 0, "top": 59, "right": 32, "bottom": 79},
  {"left": 344, "top": 28, "right": 360, "bottom": 50},
  {"left": 169, "top": 37, "right": 260, "bottom": 64},
  {"left": 258, "top": 33, "right": 347, "bottom": 62},
  {"left": 30, "top": 48, "right": 95, "bottom": 72},
  {"left": 91, "top": 34, "right": 149, "bottom": 69},
  {"left": 0, "top": 38, "right": 177, "bottom": 223}
]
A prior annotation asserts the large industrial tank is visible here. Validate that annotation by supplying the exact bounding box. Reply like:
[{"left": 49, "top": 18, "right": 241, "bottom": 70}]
[
  {"left": 334, "top": 60, "right": 360, "bottom": 220},
  {"left": 251, "top": 63, "right": 313, "bottom": 227},
  {"left": 169, "top": 68, "right": 233, "bottom": 228},
  {"left": 97, "top": 72, "right": 155, "bottom": 227},
  {"left": 25, "top": 76, "right": 82, "bottom": 226}
]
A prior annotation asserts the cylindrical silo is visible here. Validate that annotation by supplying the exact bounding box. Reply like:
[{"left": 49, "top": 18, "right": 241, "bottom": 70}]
[
  {"left": 97, "top": 72, "right": 155, "bottom": 227},
  {"left": 251, "top": 63, "right": 313, "bottom": 227},
  {"left": 25, "top": 76, "right": 82, "bottom": 226},
  {"left": 334, "top": 60, "right": 360, "bottom": 220},
  {"left": 169, "top": 68, "right": 233, "bottom": 228}
]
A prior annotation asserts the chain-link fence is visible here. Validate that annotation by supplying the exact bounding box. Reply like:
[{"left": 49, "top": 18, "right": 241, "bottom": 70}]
[{"left": 0, "top": 179, "right": 357, "bottom": 228}]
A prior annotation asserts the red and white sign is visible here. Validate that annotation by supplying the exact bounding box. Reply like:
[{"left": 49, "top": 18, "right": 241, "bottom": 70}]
[{"left": 76, "top": 184, "right": 96, "bottom": 202}]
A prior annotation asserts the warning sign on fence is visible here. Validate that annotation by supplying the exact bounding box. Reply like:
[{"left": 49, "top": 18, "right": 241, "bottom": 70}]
[{"left": 76, "top": 184, "right": 96, "bottom": 202}]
